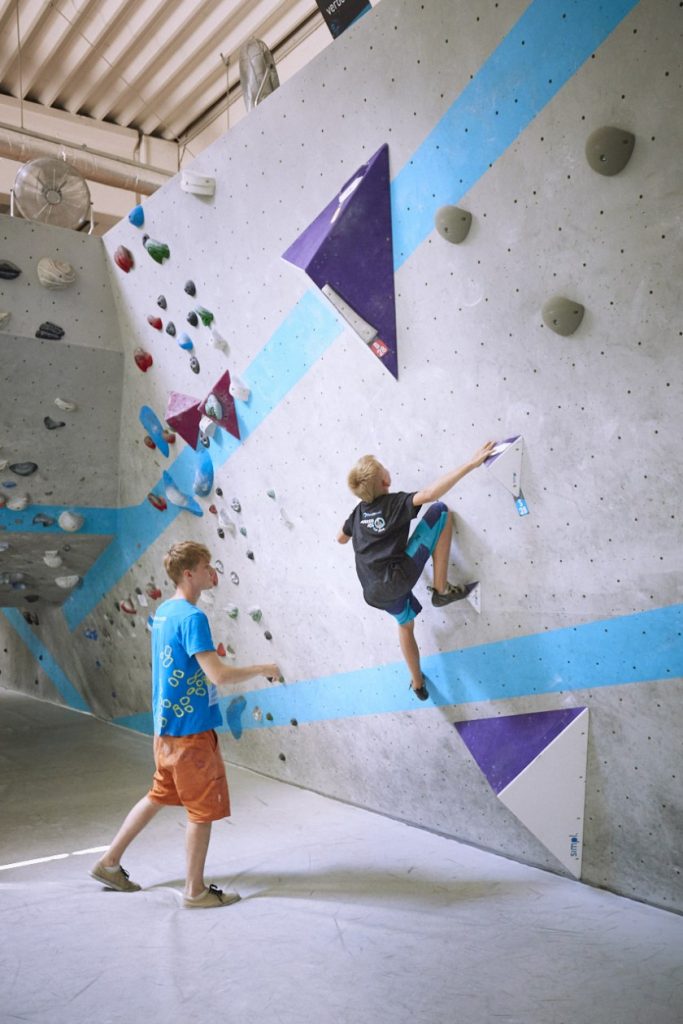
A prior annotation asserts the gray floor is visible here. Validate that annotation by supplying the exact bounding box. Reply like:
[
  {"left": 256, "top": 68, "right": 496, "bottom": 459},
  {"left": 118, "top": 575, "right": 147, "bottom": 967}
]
[{"left": 1, "top": 688, "right": 682, "bottom": 1024}]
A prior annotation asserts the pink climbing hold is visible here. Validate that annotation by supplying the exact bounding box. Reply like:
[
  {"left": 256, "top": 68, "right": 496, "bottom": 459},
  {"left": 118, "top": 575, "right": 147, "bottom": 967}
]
[
  {"left": 147, "top": 315, "right": 163, "bottom": 330},
  {"left": 114, "top": 246, "right": 134, "bottom": 272},
  {"left": 165, "top": 391, "right": 203, "bottom": 449},
  {"left": 134, "top": 348, "right": 153, "bottom": 372},
  {"left": 198, "top": 370, "right": 241, "bottom": 441}
]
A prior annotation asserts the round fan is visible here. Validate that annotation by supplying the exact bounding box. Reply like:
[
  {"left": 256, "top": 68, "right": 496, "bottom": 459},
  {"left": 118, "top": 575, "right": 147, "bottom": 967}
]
[{"left": 13, "top": 156, "right": 91, "bottom": 229}]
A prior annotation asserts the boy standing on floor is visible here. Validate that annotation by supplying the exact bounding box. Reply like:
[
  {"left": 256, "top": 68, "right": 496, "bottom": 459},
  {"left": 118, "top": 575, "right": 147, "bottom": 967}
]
[
  {"left": 338, "top": 443, "right": 494, "bottom": 700},
  {"left": 90, "top": 541, "right": 279, "bottom": 909}
]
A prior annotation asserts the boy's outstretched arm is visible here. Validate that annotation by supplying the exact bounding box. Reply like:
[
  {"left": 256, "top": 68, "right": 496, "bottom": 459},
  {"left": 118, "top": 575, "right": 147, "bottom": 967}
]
[
  {"left": 412, "top": 441, "right": 495, "bottom": 506},
  {"left": 337, "top": 530, "right": 351, "bottom": 544}
]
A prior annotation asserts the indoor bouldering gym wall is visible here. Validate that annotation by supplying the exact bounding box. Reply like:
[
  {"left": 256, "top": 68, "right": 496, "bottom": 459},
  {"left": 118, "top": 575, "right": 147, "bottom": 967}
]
[{"left": 1, "top": 0, "right": 681, "bottom": 947}]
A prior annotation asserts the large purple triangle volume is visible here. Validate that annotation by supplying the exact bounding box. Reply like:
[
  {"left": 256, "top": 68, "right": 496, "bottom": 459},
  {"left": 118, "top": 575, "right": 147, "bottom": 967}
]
[
  {"left": 454, "top": 708, "right": 586, "bottom": 794},
  {"left": 282, "top": 143, "right": 398, "bottom": 379}
]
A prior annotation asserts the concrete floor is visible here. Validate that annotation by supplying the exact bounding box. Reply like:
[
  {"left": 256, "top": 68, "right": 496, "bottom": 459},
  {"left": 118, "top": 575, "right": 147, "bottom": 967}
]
[{"left": 1, "top": 688, "right": 682, "bottom": 1024}]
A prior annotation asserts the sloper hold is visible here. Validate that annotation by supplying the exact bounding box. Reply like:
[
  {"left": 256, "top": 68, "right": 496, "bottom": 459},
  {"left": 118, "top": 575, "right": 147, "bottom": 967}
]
[
  {"left": 163, "top": 470, "right": 203, "bottom": 516},
  {"left": 434, "top": 206, "right": 472, "bottom": 244},
  {"left": 165, "top": 392, "right": 203, "bottom": 449},
  {"left": 585, "top": 127, "right": 635, "bottom": 176},
  {"left": 542, "top": 296, "right": 584, "bottom": 337},
  {"left": 282, "top": 143, "right": 399, "bottom": 379},
  {"left": 485, "top": 435, "right": 524, "bottom": 498},
  {"left": 198, "top": 371, "right": 241, "bottom": 440}
]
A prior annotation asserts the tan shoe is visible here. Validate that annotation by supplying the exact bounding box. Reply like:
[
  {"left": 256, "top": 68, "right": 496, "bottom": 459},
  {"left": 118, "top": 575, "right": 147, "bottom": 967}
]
[
  {"left": 183, "top": 883, "right": 241, "bottom": 908},
  {"left": 89, "top": 859, "right": 141, "bottom": 892}
]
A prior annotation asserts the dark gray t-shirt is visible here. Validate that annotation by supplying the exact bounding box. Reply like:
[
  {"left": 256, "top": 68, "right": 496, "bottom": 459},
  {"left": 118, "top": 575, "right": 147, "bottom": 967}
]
[{"left": 343, "top": 491, "right": 421, "bottom": 608}]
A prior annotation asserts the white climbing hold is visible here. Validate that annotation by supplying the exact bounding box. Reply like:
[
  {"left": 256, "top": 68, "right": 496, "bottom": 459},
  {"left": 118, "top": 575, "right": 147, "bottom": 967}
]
[
  {"left": 217, "top": 509, "right": 236, "bottom": 532},
  {"left": 204, "top": 393, "right": 223, "bottom": 422},
  {"left": 200, "top": 590, "right": 216, "bottom": 607},
  {"left": 55, "top": 574, "right": 80, "bottom": 589},
  {"left": 180, "top": 170, "right": 216, "bottom": 196},
  {"left": 54, "top": 398, "right": 77, "bottom": 412},
  {"left": 199, "top": 415, "right": 217, "bottom": 439},
  {"left": 229, "top": 378, "right": 251, "bottom": 402},
  {"left": 43, "top": 550, "right": 63, "bottom": 568},
  {"left": 0, "top": 459, "right": 7, "bottom": 471},
  {"left": 58, "top": 510, "right": 84, "bottom": 532},
  {"left": 37, "top": 258, "right": 76, "bottom": 289},
  {"left": 7, "top": 493, "right": 29, "bottom": 511},
  {"left": 0, "top": 310, "right": 10, "bottom": 330},
  {"left": 209, "top": 327, "right": 229, "bottom": 353}
]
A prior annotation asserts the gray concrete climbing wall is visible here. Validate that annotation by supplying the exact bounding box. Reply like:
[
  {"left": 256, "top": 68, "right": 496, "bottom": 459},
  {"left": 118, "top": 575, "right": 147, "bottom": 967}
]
[{"left": 1, "top": 0, "right": 681, "bottom": 913}]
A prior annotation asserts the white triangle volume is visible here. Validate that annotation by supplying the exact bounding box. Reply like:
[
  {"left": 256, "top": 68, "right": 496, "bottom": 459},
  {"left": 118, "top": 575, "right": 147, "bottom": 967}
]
[{"left": 486, "top": 435, "right": 524, "bottom": 498}]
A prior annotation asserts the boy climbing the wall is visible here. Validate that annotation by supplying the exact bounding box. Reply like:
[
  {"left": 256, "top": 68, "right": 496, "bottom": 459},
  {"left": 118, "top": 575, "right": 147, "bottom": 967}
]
[
  {"left": 89, "top": 541, "right": 279, "bottom": 908},
  {"left": 338, "top": 442, "right": 494, "bottom": 701}
]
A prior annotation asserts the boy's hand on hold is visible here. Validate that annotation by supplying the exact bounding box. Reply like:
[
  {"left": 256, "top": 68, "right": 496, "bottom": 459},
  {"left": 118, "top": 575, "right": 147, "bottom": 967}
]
[
  {"left": 264, "top": 664, "right": 282, "bottom": 682},
  {"left": 471, "top": 440, "right": 496, "bottom": 468}
]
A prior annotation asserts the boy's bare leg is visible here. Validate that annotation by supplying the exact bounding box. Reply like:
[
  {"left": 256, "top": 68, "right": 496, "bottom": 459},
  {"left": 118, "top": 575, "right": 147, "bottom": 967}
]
[
  {"left": 185, "top": 821, "right": 212, "bottom": 898},
  {"left": 101, "top": 795, "right": 162, "bottom": 866},
  {"left": 431, "top": 510, "right": 454, "bottom": 593},
  {"left": 398, "top": 620, "right": 423, "bottom": 690}
]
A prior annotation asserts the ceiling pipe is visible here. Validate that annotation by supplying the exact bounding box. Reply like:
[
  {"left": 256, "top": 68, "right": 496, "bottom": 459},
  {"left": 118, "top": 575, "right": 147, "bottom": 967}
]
[{"left": 0, "top": 123, "right": 173, "bottom": 195}]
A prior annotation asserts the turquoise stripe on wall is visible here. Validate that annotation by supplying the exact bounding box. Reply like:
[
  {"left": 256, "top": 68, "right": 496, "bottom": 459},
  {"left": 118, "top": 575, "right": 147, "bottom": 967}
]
[{"left": 1, "top": 608, "right": 91, "bottom": 712}]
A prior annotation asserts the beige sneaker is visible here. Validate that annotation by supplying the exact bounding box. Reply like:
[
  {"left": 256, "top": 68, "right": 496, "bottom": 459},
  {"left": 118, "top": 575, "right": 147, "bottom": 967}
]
[
  {"left": 89, "top": 859, "right": 141, "bottom": 892},
  {"left": 183, "top": 883, "right": 241, "bottom": 908}
]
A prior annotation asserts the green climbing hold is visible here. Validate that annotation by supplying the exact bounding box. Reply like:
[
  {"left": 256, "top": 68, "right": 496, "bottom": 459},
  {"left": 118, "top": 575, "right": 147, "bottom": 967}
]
[
  {"left": 195, "top": 305, "right": 214, "bottom": 327},
  {"left": 142, "top": 235, "right": 170, "bottom": 263}
]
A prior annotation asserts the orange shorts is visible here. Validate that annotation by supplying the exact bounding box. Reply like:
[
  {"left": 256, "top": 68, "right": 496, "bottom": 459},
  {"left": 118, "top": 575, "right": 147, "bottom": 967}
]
[{"left": 148, "top": 729, "right": 230, "bottom": 823}]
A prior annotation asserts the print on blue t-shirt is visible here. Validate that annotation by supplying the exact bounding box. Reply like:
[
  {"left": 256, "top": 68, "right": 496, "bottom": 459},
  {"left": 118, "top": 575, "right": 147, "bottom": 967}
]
[{"left": 151, "top": 598, "right": 222, "bottom": 736}]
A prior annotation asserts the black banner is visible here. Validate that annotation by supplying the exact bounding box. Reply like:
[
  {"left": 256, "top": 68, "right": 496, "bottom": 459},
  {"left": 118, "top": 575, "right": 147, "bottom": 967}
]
[{"left": 315, "top": 0, "right": 372, "bottom": 39}]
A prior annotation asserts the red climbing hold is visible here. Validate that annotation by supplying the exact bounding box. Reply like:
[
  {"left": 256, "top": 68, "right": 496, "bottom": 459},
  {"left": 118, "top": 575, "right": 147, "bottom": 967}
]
[
  {"left": 147, "top": 315, "right": 163, "bottom": 330},
  {"left": 134, "top": 348, "right": 153, "bottom": 372},
  {"left": 146, "top": 584, "right": 162, "bottom": 600},
  {"left": 162, "top": 429, "right": 176, "bottom": 445},
  {"left": 147, "top": 492, "right": 167, "bottom": 511},
  {"left": 114, "top": 246, "right": 134, "bottom": 272},
  {"left": 216, "top": 642, "right": 227, "bottom": 657},
  {"left": 120, "top": 599, "right": 136, "bottom": 615},
  {"left": 208, "top": 504, "right": 217, "bottom": 514},
  {"left": 143, "top": 435, "right": 156, "bottom": 450}
]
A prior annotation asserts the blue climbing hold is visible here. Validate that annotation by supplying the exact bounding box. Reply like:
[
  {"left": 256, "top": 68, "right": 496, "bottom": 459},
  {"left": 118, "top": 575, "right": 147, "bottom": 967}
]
[{"left": 128, "top": 205, "right": 144, "bottom": 227}]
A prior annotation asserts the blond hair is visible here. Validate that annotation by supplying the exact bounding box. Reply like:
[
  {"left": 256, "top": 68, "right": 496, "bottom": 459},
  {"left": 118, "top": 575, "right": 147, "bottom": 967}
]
[
  {"left": 347, "top": 455, "right": 384, "bottom": 503},
  {"left": 164, "top": 541, "right": 211, "bottom": 584}
]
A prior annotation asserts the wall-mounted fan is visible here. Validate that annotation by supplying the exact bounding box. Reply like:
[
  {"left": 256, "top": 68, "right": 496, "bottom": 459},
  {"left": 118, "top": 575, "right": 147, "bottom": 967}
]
[{"left": 12, "top": 156, "right": 92, "bottom": 231}]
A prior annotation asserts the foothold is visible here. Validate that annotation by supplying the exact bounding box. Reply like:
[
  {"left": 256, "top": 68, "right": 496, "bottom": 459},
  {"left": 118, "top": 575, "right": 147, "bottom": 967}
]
[
  {"left": 225, "top": 603, "right": 238, "bottom": 618},
  {"left": 147, "top": 492, "right": 167, "bottom": 511},
  {"left": 162, "top": 430, "right": 176, "bottom": 445},
  {"left": 248, "top": 606, "right": 262, "bottom": 623},
  {"left": 114, "top": 245, "right": 134, "bottom": 272},
  {"left": 209, "top": 327, "right": 228, "bottom": 352},
  {"left": 37, "top": 257, "right": 76, "bottom": 289},
  {"left": 187, "top": 311, "right": 199, "bottom": 327},
  {"left": 208, "top": 504, "right": 217, "bottom": 515},
  {"left": 542, "top": 296, "right": 585, "bottom": 337},
  {"left": 147, "top": 315, "right": 163, "bottom": 330},
  {"left": 36, "top": 322, "right": 65, "bottom": 340},
  {"left": 239, "top": 526, "right": 247, "bottom": 537},
  {"left": 0, "top": 260, "right": 22, "bottom": 279},
  {"left": 585, "top": 127, "right": 635, "bottom": 176},
  {"left": 157, "top": 295, "right": 167, "bottom": 309},
  {"left": 246, "top": 550, "right": 255, "bottom": 561},
  {"left": 180, "top": 170, "right": 216, "bottom": 196},
  {"left": 184, "top": 280, "right": 197, "bottom": 297},
  {"left": 231, "top": 499, "right": 241, "bottom": 513},
  {"left": 33, "top": 512, "right": 56, "bottom": 527},
  {"left": 214, "top": 559, "right": 224, "bottom": 574},
  {"left": 7, "top": 493, "right": 30, "bottom": 511},
  {"left": 23, "top": 611, "right": 40, "bottom": 625},
  {"left": 195, "top": 305, "right": 214, "bottom": 327},
  {"left": 128, "top": 204, "right": 144, "bottom": 227},
  {"left": 190, "top": 356, "right": 201, "bottom": 374},
  {"left": 252, "top": 707, "right": 263, "bottom": 722},
  {"left": 290, "top": 719, "right": 298, "bottom": 727},
  {"left": 230, "top": 571, "right": 239, "bottom": 585},
  {"left": 264, "top": 630, "right": 272, "bottom": 640},
  {"left": 216, "top": 642, "right": 227, "bottom": 657},
  {"left": 217, "top": 528, "right": 225, "bottom": 539},
  {"left": 215, "top": 487, "right": 223, "bottom": 497},
  {"left": 218, "top": 510, "right": 235, "bottom": 531},
  {"left": 203, "top": 392, "right": 222, "bottom": 421},
  {"left": 434, "top": 205, "right": 473, "bottom": 244},
  {"left": 43, "top": 416, "right": 65, "bottom": 430},
  {"left": 200, "top": 589, "right": 215, "bottom": 607},
  {"left": 83, "top": 628, "right": 98, "bottom": 640},
  {"left": 58, "top": 510, "right": 84, "bottom": 532},
  {"left": 0, "top": 310, "right": 11, "bottom": 330},
  {"left": 55, "top": 574, "right": 80, "bottom": 589},
  {"left": 43, "top": 550, "right": 62, "bottom": 567},
  {"left": 10, "top": 462, "right": 38, "bottom": 477},
  {"left": 119, "top": 598, "right": 136, "bottom": 615},
  {"left": 143, "top": 435, "right": 156, "bottom": 450},
  {"left": 178, "top": 333, "right": 194, "bottom": 351},
  {"left": 266, "top": 489, "right": 276, "bottom": 500},
  {"left": 54, "top": 397, "right": 77, "bottom": 412},
  {"left": 229, "top": 378, "right": 251, "bottom": 402},
  {"left": 278, "top": 753, "right": 286, "bottom": 762},
  {"left": 142, "top": 235, "right": 170, "bottom": 263},
  {"left": 134, "top": 347, "right": 154, "bottom": 372},
  {"left": 265, "top": 713, "right": 273, "bottom": 722},
  {"left": 165, "top": 321, "right": 177, "bottom": 336},
  {"left": 163, "top": 470, "right": 203, "bottom": 516},
  {"left": 146, "top": 583, "right": 162, "bottom": 599}
]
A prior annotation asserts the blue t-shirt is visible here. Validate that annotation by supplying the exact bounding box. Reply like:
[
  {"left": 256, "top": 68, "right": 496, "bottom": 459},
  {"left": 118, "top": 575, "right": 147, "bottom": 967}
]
[{"left": 151, "top": 598, "right": 222, "bottom": 736}]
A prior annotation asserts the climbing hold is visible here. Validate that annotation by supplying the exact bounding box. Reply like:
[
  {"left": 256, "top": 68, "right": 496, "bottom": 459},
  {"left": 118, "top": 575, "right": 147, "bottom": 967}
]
[
  {"left": 214, "top": 559, "right": 224, "bottom": 574},
  {"left": 253, "top": 707, "right": 263, "bottom": 722},
  {"left": 58, "top": 510, "right": 84, "bottom": 532},
  {"left": 230, "top": 571, "right": 239, "bottom": 585},
  {"left": 264, "top": 630, "right": 272, "bottom": 640},
  {"left": 43, "top": 416, "right": 65, "bottom": 430},
  {"left": 266, "top": 489, "right": 276, "bottom": 500},
  {"left": 147, "top": 492, "right": 167, "bottom": 511},
  {"left": 33, "top": 512, "right": 56, "bottom": 526},
  {"left": 542, "top": 296, "right": 585, "bottom": 337},
  {"left": 114, "top": 245, "right": 134, "bottom": 272},
  {"left": 0, "top": 310, "right": 10, "bottom": 330},
  {"left": 0, "top": 541, "right": 8, "bottom": 552},
  {"left": 246, "top": 550, "right": 255, "bottom": 561},
  {"left": 128, "top": 204, "right": 144, "bottom": 227},
  {"left": 231, "top": 498, "right": 241, "bottom": 513},
  {"left": 0, "top": 493, "right": 5, "bottom": 507},
  {"left": 178, "top": 332, "right": 194, "bottom": 351},
  {"left": 248, "top": 606, "right": 262, "bottom": 622},
  {"left": 0, "top": 260, "right": 21, "bottom": 279},
  {"left": 55, "top": 574, "right": 80, "bottom": 589},
  {"left": 199, "top": 371, "right": 241, "bottom": 439},
  {"left": 208, "top": 504, "right": 217, "bottom": 515},
  {"left": 165, "top": 391, "right": 203, "bottom": 448},
  {"left": 585, "top": 127, "right": 635, "bottom": 176},
  {"left": 204, "top": 393, "right": 222, "bottom": 421},
  {"left": 157, "top": 295, "right": 167, "bottom": 309},
  {"left": 163, "top": 470, "right": 203, "bottom": 516},
  {"left": 485, "top": 436, "right": 524, "bottom": 499},
  {"left": 147, "top": 315, "right": 163, "bottom": 330},
  {"left": 226, "top": 695, "right": 247, "bottom": 740},
  {"left": 119, "top": 598, "right": 136, "bottom": 615},
  {"left": 10, "top": 462, "right": 38, "bottom": 476},
  {"left": 83, "top": 628, "right": 98, "bottom": 640},
  {"left": 146, "top": 583, "right": 162, "bottom": 600},
  {"left": 180, "top": 170, "right": 216, "bottom": 196},
  {"left": 186, "top": 311, "right": 199, "bottom": 327},
  {"left": 36, "top": 322, "right": 65, "bottom": 340},
  {"left": 43, "top": 550, "right": 62, "bottom": 567},
  {"left": 226, "top": 603, "right": 238, "bottom": 618},
  {"left": 193, "top": 447, "right": 214, "bottom": 497},
  {"left": 23, "top": 611, "right": 40, "bottom": 625},
  {"left": 142, "top": 236, "right": 170, "bottom": 263},
  {"left": 229, "top": 378, "right": 251, "bottom": 402},
  {"left": 7, "top": 493, "right": 29, "bottom": 511},
  {"left": 54, "top": 397, "right": 77, "bottom": 412},
  {"left": 434, "top": 205, "right": 473, "bottom": 244},
  {"left": 239, "top": 38, "right": 280, "bottom": 111},
  {"left": 209, "top": 327, "right": 228, "bottom": 352},
  {"left": 217, "top": 528, "right": 225, "bottom": 539},
  {"left": 218, "top": 509, "right": 235, "bottom": 531},
  {"left": 239, "top": 526, "right": 247, "bottom": 537},
  {"left": 165, "top": 321, "right": 176, "bottom": 336},
  {"left": 278, "top": 753, "right": 286, "bottom": 762},
  {"left": 134, "top": 347, "right": 154, "bottom": 372},
  {"left": 184, "top": 280, "right": 196, "bottom": 297},
  {"left": 139, "top": 406, "right": 170, "bottom": 457},
  {"left": 216, "top": 487, "right": 223, "bottom": 497},
  {"left": 190, "top": 356, "right": 200, "bottom": 374},
  {"left": 290, "top": 719, "right": 298, "bottom": 727},
  {"left": 195, "top": 305, "right": 214, "bottom": 327},
  {"left": 265, "top": 712, "right": 273, "bottom": 722},
  {"left": 216, "top": 641, "right": 227, "bottom": 657},
  {"left": 143, "top": 435, "right": 156, "bottom": 450},
  {"left": 200, "top": 590, "right": 215, "bottom": 607},
  {"left": 162, "top": 429, "right": 176, "bottom": 445},
  {"left": 37, "top": 257, "right": 76, "bottom": 289}
]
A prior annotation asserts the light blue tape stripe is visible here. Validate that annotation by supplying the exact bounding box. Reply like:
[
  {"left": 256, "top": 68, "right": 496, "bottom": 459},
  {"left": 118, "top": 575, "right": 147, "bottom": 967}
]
[
  {"left": 1, "top": 608, "right": 91, "bottom": 712},
  {"left": 0, "top": 506, "right": 118, "bottom": 534},
  {"left": 110, "top": 604, "right": 682, "bottom": 736},
  {"left": 391, "top": 0, "right": 640, "bottom": 267}
]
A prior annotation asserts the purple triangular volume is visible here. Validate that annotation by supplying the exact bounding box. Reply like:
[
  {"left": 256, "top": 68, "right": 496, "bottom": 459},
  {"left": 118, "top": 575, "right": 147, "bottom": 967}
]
[
  {"left": 282, "top": 143, "right": 398, "bottom": 379},
  {"left": 454, "top": 708, "right": 586, "bottom": 794}
]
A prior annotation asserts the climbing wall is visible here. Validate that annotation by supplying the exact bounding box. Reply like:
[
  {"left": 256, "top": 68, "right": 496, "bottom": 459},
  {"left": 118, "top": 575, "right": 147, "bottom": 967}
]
[{"left": 1, "top": 0, "right": 681, "bottom": 912}]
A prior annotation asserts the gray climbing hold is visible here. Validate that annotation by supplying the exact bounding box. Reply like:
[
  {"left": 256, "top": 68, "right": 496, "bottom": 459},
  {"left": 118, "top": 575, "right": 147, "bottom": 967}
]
[
  {"left": 184, "top": 280, "right": 196, "bottom": 297},
  {"left": 157, "top": 295, "right": 167, "bottom": 309},
  {"left": 10, "top": 462, "right": 38, "bottom": 476},
  {"left": 246, "top": 550, "right": 255, "bottom": 561},
  {"left": 266, "top": 489, "right": 276, "bottom": 500},
  {"left": 230, "top": 571, "right": 239, "bottom": 585},
  {"left": 239, "top": 526, "right": 247, "bottom": 537},
  {"left": 43, "top": 550, "right": 62, "bottom": 567},
  {"left": 165, "top": 321, "right": 176, "bottom": 336},
  {"left": 44, "top": 416, "right": 65, "bottom": 430},
  {"left": 0, "top": 260, "right": 21, "bottom": 279},
  {"left": 231, "top": 498, "right": 241, "bottom": 513},
  {"left": 585, "top": 127, "right": 635, "bottom": 176},
  {"left": 187, "top": 311, "right": 199, "bottom": 327},
  {"left": 190, "top": 356, "right": 200, "bottom": 374},
  {"left": 36, "top": 322, "right": 65, "bottom": 340},
  {"left": 542, "top": 296, "right": 585, "bottom": 336},
  {"left": 33, "top": 513, "right": 56, "bottom": 527},
  {"left": 214, "top": 559, "right": 224, "bottom": 575},
  {"left": 435, "top": 205, "right": 473, "bottom": 243}
]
